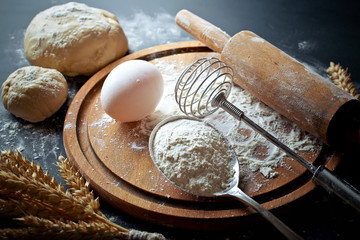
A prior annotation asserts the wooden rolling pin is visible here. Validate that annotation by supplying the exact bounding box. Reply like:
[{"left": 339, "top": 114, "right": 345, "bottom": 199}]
[{"left": 176, "top": 9, "right": 360, "bottom": 148}]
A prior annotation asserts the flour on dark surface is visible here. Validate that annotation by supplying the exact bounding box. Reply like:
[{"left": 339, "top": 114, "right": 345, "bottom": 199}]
[{"left": 119, "top": 11, "right": 192, "bottom": 52}]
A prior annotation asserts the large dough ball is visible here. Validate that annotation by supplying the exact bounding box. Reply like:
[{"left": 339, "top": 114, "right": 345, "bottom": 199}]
[
  {"left": 24, "top": 2, "right": 128, "bottom": 76},
  {"left": 1, "top": 66, "right": 68, "bottom": 123}
]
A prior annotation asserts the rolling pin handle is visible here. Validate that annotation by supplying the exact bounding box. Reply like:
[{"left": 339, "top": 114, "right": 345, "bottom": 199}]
[
  {"left": 313, "top": 165, "right": 360, "bottom": 211},
  {"left": 175, "top": 9, "right": 231, "bottom": 53}
]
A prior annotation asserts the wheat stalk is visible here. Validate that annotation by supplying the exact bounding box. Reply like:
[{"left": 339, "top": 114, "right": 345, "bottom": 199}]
[
  {"left": 0, "top": 149, "right": 60, "bottom": 189},
  {"left": 0, "top": 216, "right": 128, "bottom": 240},
  {"left": 0, "top": 169, "right": 96, "bottom": 221},
  {"left": 57, "top": 156, "right": 101, "bottom": 215},
  {"left": 0, "top": 149, "right": 165, "bottom": 240},
  {"left": 327, "top": 61, "right": 360, "bottom": 99},
  {"left": 0, "top": 198, "right": 53, "bottom": 219},
  {"left": 17, "top": 215, "right": 128, "bottom": 240}
]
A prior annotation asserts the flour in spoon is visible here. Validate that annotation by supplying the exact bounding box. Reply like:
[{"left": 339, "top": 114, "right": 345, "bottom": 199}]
[
  {"left": 132, "top": 59, "right": 321, "bottom": 181},
  {"left": 152, "top": 119, "right": 235, "bottom": 196}
]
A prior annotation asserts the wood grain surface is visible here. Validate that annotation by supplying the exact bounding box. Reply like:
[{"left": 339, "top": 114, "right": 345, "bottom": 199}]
[
  {"left": 63, "top": 41, "right": 341, "bottom": 230},
  {"left": 175, "top": 10, "right": 357, "bottom": 146}
]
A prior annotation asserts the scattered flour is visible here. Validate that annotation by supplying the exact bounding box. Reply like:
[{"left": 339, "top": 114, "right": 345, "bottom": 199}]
[
  {"left": 0, "top": 114, "right": 64, "bottom": 173},
  {"left": 89, "top": 113, "right": 115, "bottom": 128},
  {"left": 0, "top": 6, "right": 322, "bottom": 193},
  {"left": 118, "top": 11, "right": 192, "bottom": 51},
  {"left": 251, "top": 37, "right": 265, "bottom": 43},
  {"left": 298, "top": 40, "right": 317, "bottom": 52},
  {"left": 205, "top": 89, "right": 321, "bottom": 178},
  {"left": 132, "top": 59, "right": 321, "bottom": 179},
  {"left": 152, "top": 118, "right": 235, "bottom": 196},
  {"left": 3, "top": 29, "right": 29, "bottom": 69}
]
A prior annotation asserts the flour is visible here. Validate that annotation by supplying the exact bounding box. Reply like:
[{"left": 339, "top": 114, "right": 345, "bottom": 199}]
[
  {"left": 3, "top": 29, "right": 29, "bottom": 69},
  {"left": 205, "top": 89, "right": 321, "bottom": 178},
  {"left": 152, "top": 119, "right": 235, "bottom": 196},
  {"left": 251, "top": 37, "right": 265, "bottom": 43},
  {"left": 298, "top": 40, "right": 317, "bottom": 52},
  {"left": 118, "top": 11, "right": 192, "bottom": 51},
  {"left": 0, "top": 114, "right": 64, "bottom": 175},
  {"left": 132, "top": 59, "right": 321, "bottom": 180}
]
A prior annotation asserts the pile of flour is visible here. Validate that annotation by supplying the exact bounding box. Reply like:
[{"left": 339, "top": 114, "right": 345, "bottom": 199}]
[
  {"left": 152, "top": 119, "right": 235, "bottom": 196},
  {"left": 131, "top": 59, "right": 321, "bottom": 180}
]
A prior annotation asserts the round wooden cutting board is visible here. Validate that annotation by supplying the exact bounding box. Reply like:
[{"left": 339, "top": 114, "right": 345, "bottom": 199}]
[{"left": 63, "top": 41, "right": 340, "bottom": 230}]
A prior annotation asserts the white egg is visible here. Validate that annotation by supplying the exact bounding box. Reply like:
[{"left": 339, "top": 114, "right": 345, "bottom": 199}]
[{"left": 100, "top": 60, "right": 164, "bottom": 122}]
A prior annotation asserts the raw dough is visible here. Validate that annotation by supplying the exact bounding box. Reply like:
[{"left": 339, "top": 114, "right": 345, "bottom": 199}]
[
  {"left": 24, "top": 2, "right": 128, "bottom": 76},
  {"left": 1, "top": 66, "right": 68, "bottom": 123}
]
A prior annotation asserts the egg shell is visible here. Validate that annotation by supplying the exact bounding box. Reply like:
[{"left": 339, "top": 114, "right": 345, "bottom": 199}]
[{"left": 100, "top": 60, "right": 164, "bottom": 122}]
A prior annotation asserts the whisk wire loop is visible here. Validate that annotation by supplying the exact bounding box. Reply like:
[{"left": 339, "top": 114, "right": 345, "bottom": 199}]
[{"left": 175, "top": 57, "right": 233, "bottom": 117}]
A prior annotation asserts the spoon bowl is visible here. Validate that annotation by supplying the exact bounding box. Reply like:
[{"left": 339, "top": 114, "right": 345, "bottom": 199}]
[{"left": 149, "top": 116, "right": 302, "bottom": 240}]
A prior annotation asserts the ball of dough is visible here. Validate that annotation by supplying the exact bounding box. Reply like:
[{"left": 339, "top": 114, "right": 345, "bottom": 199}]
[
  {"left": 1, "top": 66, "right": 68, "bottom": 123},
  {"left": 24, "top": 2, "right": 128, "bottom": 76},
  {"left": 100, "top": 60, "right": 164, "bottom": 122}
]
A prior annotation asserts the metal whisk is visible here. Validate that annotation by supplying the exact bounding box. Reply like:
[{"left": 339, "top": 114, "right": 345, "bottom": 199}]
[
  {"left": 175, "top": 57, "right": 360, "bottom": 211},
  {"left": 175, "top": 57, "right": 233, "bottom": 118}
]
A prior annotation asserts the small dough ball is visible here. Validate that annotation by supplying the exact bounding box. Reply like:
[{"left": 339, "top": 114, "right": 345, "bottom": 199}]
[
  {"left": 1, "top": 66, "right": 68, "bottom": 123},
  {"left": 24, "top": 2, "right": 128, "bottom": 76},
  {"left": 100, "top": 60, "right": 164, "bottom": 122}
]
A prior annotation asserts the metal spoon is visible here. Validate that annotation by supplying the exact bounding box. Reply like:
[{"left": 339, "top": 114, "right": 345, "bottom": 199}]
[{"left": 149, "top": 115, "right": 303, "bottom": 240}]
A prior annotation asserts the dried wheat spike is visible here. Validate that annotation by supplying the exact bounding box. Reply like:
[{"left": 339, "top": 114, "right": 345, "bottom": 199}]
[
  {"left": 0, "top": 160, "right": 128, "bottom": 233},
  {"left": 327, "top": 62, "right": 360, "bottom": 100},
  {"left": 0, "top": 228, "right": 35, "bottom": 240},
  {"left": 0, "top": 150, "right": 165, "bottom": 239},
  {"left": 0, "top": 149, "right": 59, "bottom": 189},
  {"left": 0, "top": 169, "right": 96, "bottom": 222},
  {"left": 0, "top": 198, "right": 23, "bottom": 218},
  {"left": 57, "top": 156, "right": 101, "bottom": 214},
  {"left": 13, "top": 216, "right": 129, "bottom": 240},
  {"left": 0, "top": 196, "right": 64, "bottom": 219}
]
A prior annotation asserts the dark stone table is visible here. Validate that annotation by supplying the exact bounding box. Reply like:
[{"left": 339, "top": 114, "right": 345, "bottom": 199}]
[{"left": 1, "top": 0, "right": 359, "bottom": 239}]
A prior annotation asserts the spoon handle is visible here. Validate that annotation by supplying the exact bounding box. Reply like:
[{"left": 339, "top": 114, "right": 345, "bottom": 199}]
[{"left": 229, "top": 188, "right": 303, "bottom": 240}]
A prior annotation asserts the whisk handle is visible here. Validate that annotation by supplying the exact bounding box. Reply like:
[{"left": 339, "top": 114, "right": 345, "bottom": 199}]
[
  {"left": 313, "top": 165, "right": 360, "bottom": 211},
  {"left": 175, "top": 9, "right": 230, "bottom": 53},
  {"left": 214, "top": 93, "right": 360, "bottom": 211},
  {"left": 213, "top": 93, "right": 316, "bottom": 172}
]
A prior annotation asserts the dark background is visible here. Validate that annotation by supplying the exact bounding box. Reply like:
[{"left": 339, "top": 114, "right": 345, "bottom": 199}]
[{"left": 1, "top": 0, "right": 359, "bottom": 239}]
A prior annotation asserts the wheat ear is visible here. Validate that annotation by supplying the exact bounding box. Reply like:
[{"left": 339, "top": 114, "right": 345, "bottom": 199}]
[
  {"left": 0, "top": 166, "right": 128, "bottom": 233},
  {"left": 0, "top": 149, "right": 60, "bottom": 190},
  {"left": 57, "top": 156, "right": 101, "bottom": 215},
  {"left": 0, "top": 216, "right": 128, "bottom": 240},
  {"left": 0, "top": 150, "right": 166, "bottom": 239},
  {"left": 327, "top": 62, "right": 360, "bottom": 99},
  {"left": 19, "top": 215, "right": 128, "bottom": 239},
  {"left": 0, "top": 169, "right": 95, "bottom": 221},
  {"left": 56, "top": 156, "right": 167, "bottom": 239}
]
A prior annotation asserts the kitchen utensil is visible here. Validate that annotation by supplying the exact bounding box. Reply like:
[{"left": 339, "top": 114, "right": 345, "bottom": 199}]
[
  {"left": 149, "top": 115, "right": 303, "bottom": 240},
  {"left": 175, "top": 9, "right": 360, "bottom": 148},
  {"left": 175, "top": 57, "right": 360, "bottom": 210}
]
